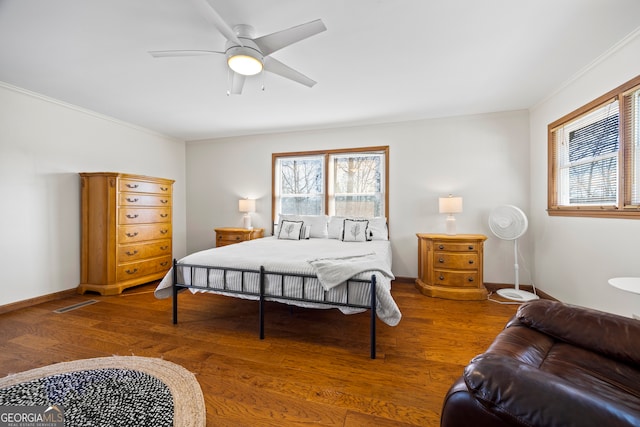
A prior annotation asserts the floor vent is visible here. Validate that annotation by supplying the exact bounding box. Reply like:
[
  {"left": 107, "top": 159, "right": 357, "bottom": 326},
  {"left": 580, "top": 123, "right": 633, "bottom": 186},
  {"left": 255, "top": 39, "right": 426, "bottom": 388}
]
[{"left": 54, "top": 300, "right": 98, "bottom": 314}]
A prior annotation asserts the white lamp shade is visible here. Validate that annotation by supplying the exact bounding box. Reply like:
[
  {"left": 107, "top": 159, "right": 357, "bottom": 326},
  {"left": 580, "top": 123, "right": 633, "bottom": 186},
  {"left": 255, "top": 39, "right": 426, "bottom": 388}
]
[
  {"left": 238, "top": 199, "right": 256, "bottom": 213},
  {"left": 439, "top": 196, "right": 463, "bottom": 214}
]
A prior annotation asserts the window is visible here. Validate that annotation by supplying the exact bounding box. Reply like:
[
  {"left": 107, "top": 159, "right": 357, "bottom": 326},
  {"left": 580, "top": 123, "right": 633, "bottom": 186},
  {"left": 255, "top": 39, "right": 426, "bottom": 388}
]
[
  {"left": 272, "top": 146, "right": 388, "bottom": 224},
  {"left": 548, "top": 75, "right": 640, "bottom": 218}
]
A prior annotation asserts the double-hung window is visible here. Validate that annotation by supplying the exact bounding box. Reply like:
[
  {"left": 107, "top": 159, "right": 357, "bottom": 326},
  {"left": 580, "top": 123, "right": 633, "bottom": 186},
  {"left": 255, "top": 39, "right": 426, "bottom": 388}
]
[
  {"left": 272, "top": 146, "right": 388, "bottom": 225},
  {"left": 548, "top": 75, "right": 640, "bottom": 218}
]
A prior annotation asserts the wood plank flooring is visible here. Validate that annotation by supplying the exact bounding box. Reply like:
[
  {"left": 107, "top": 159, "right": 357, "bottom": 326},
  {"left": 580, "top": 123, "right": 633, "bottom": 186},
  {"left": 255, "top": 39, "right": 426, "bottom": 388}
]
[{"left": 0, "top": 282, "right": 518, "bottom": 426}]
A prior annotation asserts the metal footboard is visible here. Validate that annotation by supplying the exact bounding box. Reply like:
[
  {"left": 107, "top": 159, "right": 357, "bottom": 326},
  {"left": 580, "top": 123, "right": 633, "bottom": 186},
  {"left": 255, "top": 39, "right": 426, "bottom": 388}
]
[{"left": 171, "top": 259, "right": 378, "bottom": 359}]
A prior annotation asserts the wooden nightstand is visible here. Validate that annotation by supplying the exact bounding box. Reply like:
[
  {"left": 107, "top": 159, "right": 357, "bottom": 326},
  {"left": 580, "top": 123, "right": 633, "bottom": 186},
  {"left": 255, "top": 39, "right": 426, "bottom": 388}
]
[
  {"left": 415, "top": 233, "right": 487, "bottom": 301},
  {"left": 214, "top": 227, "right": 264, "bottom": 247}
]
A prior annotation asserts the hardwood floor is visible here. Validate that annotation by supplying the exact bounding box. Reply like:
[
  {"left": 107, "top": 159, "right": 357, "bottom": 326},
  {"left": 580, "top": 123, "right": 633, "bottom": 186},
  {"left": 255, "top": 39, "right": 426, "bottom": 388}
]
[{"left": 0, "top": 282, "right": 518, "bottom": 426}]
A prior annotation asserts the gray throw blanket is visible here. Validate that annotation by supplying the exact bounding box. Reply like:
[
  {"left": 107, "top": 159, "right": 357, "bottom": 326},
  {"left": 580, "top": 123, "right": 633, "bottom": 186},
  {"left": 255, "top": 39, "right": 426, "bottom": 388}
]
[{"left": 307, "top": 253, "right": 395, "bottom": 290}]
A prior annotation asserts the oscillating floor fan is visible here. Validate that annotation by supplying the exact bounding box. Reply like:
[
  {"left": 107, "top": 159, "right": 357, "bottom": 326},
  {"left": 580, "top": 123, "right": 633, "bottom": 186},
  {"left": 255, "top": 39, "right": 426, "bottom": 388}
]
[{"left": 488, "top": 205, "right": 539, "bottom": 302}]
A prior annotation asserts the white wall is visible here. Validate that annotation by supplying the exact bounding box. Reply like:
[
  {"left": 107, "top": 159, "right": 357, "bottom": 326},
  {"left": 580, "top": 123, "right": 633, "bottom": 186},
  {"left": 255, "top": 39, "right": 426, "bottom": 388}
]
[
  {"left": 0, "top": 83, "right": 187, "bottom": 305},
  {"left": 185, "top": 110, "right": 530, "bottom": 283},
  {"left": 529, "top": 29, "right": 640, "bottom": 318}
]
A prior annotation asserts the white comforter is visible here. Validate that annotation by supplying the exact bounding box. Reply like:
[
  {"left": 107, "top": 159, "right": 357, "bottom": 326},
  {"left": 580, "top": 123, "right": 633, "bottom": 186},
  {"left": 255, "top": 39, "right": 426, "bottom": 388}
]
[{"left": 154, "top": 237, "right": 401, "bottom": 326}]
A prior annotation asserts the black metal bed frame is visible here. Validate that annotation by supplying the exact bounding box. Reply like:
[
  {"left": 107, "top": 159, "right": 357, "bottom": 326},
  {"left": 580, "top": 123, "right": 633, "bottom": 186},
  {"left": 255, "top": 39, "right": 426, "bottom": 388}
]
[{"left": 171, "top": 259, "right": 378, "bottom": 359}]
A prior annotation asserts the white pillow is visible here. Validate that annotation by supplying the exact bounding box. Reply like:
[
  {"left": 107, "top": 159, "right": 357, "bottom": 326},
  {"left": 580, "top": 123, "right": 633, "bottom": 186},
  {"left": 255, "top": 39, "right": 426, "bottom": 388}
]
[
  {"left": 299, "top": 215, "right": 328, "bottom": 238},
  {"left": 342, "top": 219, "right": 369, "bottom": 242},
  {"left": 327, "top": 216, "right": 345, "bottom": 239},
  {"left": 366, "top": 217, "right": 389, "bottom": 240},
  {"left": 278, "top": 220, "right": 303, "bottom": 240}
]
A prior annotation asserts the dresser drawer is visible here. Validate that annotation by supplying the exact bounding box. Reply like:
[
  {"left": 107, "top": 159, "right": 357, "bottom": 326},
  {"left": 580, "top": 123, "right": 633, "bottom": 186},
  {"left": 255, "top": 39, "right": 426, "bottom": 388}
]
[
  {"left": 119, "top": 179, "right": 172, "bottom": 195},
  {"left": 119, "top": 207, "right": 171, "bottom": 225},
  {"left": 433, "top": 252, "right": 479, "bottom": 269},
  {"left": 433, "top": 241, "right": 479, "bottom": 252},
  {"left": 119, "top": 193, "right": 172, "bottom": 207},
  {"left": 118, "top": 224, "right": 172, "bottom": 243},
  {"left": 118, "top": 239, "right": 172, "bottom": 262},
  {"left": 433, "top": 270, "right": 480, "bottom": 287},
  {"left": 117, "top": 255, "right": 172, "bottom": 282}
]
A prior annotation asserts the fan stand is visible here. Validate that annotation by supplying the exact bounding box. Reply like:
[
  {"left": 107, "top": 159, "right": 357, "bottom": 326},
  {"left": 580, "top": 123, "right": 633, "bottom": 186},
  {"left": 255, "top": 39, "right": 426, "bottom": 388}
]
[{"left": 496, "top": 239, "right": 539, "bottom": 302}]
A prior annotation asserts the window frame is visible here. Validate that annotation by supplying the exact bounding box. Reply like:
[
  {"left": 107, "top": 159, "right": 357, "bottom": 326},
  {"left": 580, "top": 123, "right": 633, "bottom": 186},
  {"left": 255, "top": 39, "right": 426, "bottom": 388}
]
[
  {"left": 272, "top": 146, "right": 389, "bottom": 230},
  {"left": 548, "top": 74, "right": 640, "bottom": 219}
]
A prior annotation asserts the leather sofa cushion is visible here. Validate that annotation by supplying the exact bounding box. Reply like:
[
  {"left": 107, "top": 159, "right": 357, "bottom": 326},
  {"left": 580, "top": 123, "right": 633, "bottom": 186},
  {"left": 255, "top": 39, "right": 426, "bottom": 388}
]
[{"left": 516, "top": 299, "right": 640, "bottom": 366}]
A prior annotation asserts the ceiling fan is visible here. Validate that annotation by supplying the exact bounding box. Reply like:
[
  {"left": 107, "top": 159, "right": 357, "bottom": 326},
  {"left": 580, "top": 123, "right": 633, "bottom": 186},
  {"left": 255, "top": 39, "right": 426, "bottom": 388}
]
[{"left": 149, "top": 0, "right": 327, "bottom": 95}]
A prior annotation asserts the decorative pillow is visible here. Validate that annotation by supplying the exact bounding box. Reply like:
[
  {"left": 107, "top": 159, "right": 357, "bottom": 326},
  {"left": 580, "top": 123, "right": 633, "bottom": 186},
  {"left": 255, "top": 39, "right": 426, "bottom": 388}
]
[
  {"left": 277, "top": 214, "right": 328, "bottom": 238},
  {"left": 342, "top": 219, "right": 369, "bottom": 242},
  {"left": 278, "top": 220, "right": 304, "bottom": 240},
  {"left": 327, "top": 216, "right": 345, "bottom": 239},
  {"left": 302, "top": 224, "right": 311, "bottom": 239}
]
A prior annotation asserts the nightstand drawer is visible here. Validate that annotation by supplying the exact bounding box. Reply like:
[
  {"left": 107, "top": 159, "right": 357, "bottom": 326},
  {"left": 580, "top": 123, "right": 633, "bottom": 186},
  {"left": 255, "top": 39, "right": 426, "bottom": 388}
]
[
  {"left": 214, "top": 227, "right": 264, "bottom": 247},
  {"left": 434, "top": 253, "right": 479, "bottom": 269},
  {"left": 433, "top": 270, "right": 480, "bottom": 287},
  {"left": 433, "top": 242, "right": 479, "bottom": 252}
]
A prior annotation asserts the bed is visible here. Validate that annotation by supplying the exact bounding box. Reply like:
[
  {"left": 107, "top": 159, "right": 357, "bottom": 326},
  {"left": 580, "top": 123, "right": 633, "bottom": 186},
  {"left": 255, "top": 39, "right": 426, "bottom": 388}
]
[{"left": 154, "top": 215, "right": 401, "bottom": 358}]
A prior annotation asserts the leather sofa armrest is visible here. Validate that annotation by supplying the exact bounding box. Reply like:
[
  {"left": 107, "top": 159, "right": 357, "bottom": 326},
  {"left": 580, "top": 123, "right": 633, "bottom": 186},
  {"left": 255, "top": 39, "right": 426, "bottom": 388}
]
[
  {"left": 516, "top": 299, "right": 640, "bottom": 366},
  {"left": 464, "top": 354, "right": 640, "bottom": 427}
]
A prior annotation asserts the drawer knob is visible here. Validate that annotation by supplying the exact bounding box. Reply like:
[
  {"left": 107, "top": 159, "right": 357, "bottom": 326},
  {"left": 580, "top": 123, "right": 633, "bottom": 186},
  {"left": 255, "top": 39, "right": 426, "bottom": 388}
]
[
  {"left": 160, "top": 261, "right": 168, "bottom": 267},
  {"left": 467, "top": 277, "right": 474, "bottom": 282},
  {"left": 160, "top": 229, "right": 168, "bottom": 234},
  {"left": 126, "top": 232, "right": 138, "bottom": 237},
  {"left": 468, "top": 260, "right": 474, "bottom": 264},
  {"left": 126, "top": 214, "right": 138, "bottom": 219},
  {"left": 126, "top": 184, "right": 139, "bottom": 189},
  {"left": 126, "top": 250, "right": 138, "bottom": 256},
  {"left": 438, "top": 258, "right": 444, "bottom": 263},
  {"left": 160, "top": 213, "right": 168, "bottom": 218},
  {"left": 161, "top": 187, "right": 169, "bottom": 192},
  {"left": 161, "top": 199, "right": 169, "bottom": 204},
  {"left": 125, "top": 268, "right": 138, "bottom": 274},
  {"left": 126, "top": 197, "right": 139, "bottom": 203},
  {"left": 161, "top": 246, "right": 169, "bottom": 250},
  {"left": 439, "top": 275, "right": 445, "bottom": 280},
  {"left": 468, "top": 245, "right": 474, "bottom": 250},
  {"left": 439, "top": 245, "right": 444, "bottom": 250}
]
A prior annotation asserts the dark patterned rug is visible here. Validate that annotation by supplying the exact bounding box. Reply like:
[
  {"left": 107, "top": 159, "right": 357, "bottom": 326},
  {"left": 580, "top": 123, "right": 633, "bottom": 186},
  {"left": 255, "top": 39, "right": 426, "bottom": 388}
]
[{"left": 0, "top": 356, "right": 205, "bottom": 427}]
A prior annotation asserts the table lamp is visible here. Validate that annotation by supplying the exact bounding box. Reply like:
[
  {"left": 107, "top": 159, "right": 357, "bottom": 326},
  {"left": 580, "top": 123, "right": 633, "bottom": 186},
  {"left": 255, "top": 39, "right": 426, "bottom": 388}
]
[
  {"left": 439, "top": 195, "right": 463, "bottom": 235},
  {"left": 238, "top": 199, "right": 256, "bottom": 229}
]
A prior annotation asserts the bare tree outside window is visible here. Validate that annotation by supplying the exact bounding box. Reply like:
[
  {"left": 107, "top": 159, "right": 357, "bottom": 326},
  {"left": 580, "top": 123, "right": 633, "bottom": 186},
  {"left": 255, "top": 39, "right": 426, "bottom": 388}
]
[
  {"left": 332, "top": 154, "right": 383, "bottom": 217},
  {"left": 277, "top": 156, "right": 324, "bottom": 215}
]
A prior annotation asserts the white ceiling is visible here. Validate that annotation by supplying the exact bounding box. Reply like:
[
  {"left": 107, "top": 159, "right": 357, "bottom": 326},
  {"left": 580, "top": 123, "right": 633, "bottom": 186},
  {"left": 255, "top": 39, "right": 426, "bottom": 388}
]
[{"left": 1, "top": 0, "right": 639, "bottom": 141}]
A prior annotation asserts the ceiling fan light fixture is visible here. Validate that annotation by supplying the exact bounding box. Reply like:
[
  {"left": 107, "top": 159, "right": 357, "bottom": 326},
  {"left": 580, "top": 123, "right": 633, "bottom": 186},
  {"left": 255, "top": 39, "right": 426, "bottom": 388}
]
[{"left": 227, "top": 46, "right": 263, "bottom": 76}]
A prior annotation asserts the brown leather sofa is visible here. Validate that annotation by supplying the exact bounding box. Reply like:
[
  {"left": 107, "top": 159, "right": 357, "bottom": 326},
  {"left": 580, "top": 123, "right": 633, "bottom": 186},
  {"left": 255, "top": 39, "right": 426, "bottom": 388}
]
[{"left": 441, "top": 299, "right": 640, "bottom": 427}]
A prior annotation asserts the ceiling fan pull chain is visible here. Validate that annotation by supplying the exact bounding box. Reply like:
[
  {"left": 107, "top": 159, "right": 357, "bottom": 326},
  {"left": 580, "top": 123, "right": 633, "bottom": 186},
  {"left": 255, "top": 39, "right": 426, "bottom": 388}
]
[
  {"left": 261, "top": 69, "right": 265, "bottom": 91},
  {"left": 226, "top": 68, "right": 231, "bottom": 96}
]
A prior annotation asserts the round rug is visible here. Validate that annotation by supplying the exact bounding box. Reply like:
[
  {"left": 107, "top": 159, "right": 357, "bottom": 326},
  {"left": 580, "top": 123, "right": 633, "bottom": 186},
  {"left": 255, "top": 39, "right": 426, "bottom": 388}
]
[{"left": 0, "top": 356, "right": 205, "bottom": 427}]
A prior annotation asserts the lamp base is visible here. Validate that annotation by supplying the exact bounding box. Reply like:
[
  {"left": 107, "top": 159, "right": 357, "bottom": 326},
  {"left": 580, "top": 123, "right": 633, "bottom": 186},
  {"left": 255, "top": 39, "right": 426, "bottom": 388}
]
[
  {"left": 243, "top": 214, "right": 253, "bottom": 230},
  {"left": 445, "top": 215, "right": 456, "bottom": 235}
]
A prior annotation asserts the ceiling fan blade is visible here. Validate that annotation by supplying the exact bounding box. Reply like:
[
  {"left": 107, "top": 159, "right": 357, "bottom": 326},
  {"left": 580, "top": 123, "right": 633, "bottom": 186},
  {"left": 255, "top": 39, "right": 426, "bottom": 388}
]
[
  {"left": 229, "top": 72, "right": 245, "bottom": 95},
  {"left": 197, "top": 0, "right": 243, "bottom": 46},
  {"left": 148, "top": 50, "right": 223, "bottom": 58},
  {"left": 254, "top": 19, "right": 326, "bottom": 56},
  {"left": 263, "top": 56, "right": 317, "bottom": 88}
]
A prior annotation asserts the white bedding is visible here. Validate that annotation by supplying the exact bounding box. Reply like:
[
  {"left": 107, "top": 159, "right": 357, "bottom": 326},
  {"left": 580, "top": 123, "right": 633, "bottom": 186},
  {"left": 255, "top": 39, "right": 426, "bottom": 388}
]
[{"left": 154, "top": 237, "right": 401, "bottom": 326}]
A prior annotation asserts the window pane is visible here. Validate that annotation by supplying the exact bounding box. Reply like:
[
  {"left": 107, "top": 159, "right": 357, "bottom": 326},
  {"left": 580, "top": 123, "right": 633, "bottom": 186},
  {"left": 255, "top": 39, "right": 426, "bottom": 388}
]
[
  {"left": 556, "top": 100, "right": 619, "bottom": 206},
  {"left": 330, "top": 153, "right": 384, "bottom": 217},
  {"left": 629, "top": 88, "right": 640, "bottom": 204},
  {"left": 276, "top": 156, "right": 324, "bottom": 215}
]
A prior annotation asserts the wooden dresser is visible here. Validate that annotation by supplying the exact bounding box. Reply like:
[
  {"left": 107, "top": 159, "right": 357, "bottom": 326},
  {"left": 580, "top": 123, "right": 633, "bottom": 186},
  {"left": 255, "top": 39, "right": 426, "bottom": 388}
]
[
  {"left": 415, "top": 233, "right": 488, "bottom": 301},
  {"left": 214, "top": 227, "right": 264, "bottom": 247},
  {"left": 78, "top": 172, "right": 174, "bottom": 295}
]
